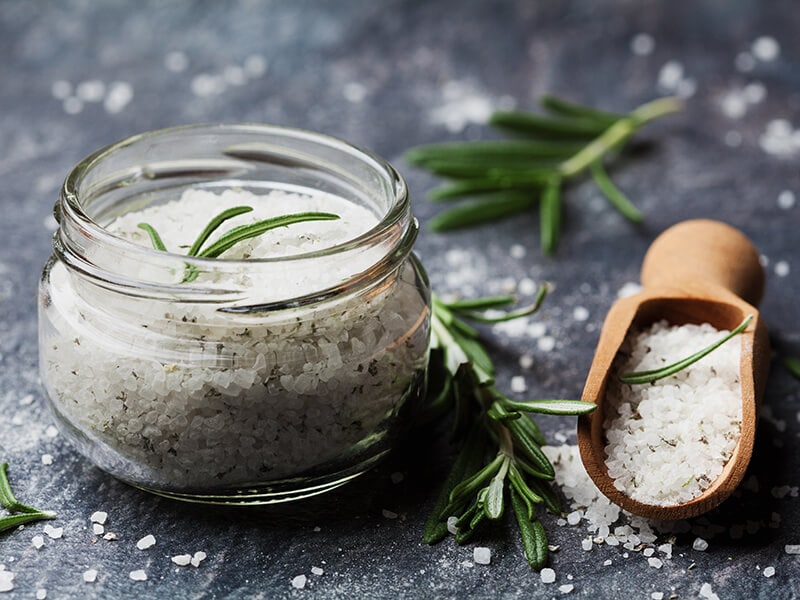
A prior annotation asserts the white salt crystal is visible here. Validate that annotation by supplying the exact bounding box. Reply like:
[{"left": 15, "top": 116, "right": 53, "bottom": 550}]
[
  {"left": 41, "top": 454, "right": 53, "bottom": 465},
  {"left": 343, "top": 82, "right": 367, "bottom": 103},
  {"left": 510, "top": 375, "right": 527, "bottom": 393},
  {"left": 763, "top": 566, "right": 776, "bottom": 577},
  {"left": 519, "top": 354, "right": 534, "bottom": 369},
  {"left": 92, "top": 524, "right": 104, "bottom": 535},
  {"left": 658, "top": 61, "right": 684, "bottom": 90},
  {"left": 43, "top": 525, "right": 63, "bottom": 539},
  {"left": 45, "top": 426, "right": 59, "bottom": 438},
  {"left": 51, "top": 80, "right": 72, "bottom": 99},
  {"left": 243, "top": 54, "right": 268, "bottom": 78},
  {"left": 63, "top": 96, "right": 83, "bottom": 115},
  {"left": 446, "top": 516, "right": 459, "bottom": 535},
  {"left": 581, "top": 539, "right": 593, "bottom": 551},
  {"left": 785, "top": 545, "right": 800, "bottom": 554},
  {"left": 510, "top": 244, "right": 526, "bottom": 259},
  {"left": 171, "top": 554, "right": 192, "bottom": 566},
  {"left": 102, "top": 532, "right": 117, "bottom": 541},
  {"left": 752, "top": 36, "right": 780, "bottom": 61},
  {"left": 291, "top": 574, "right": 307, "bottom": 589},
  {"left": 82, "top": 569, "right": 98, "bottom": 583},
  {"left": 36, "top": 589, "right": 47, "bottom": 599},
  {"left": 129, "top": 570, "right": 147, "bottom": 581},
  {"left": 647, "top": 557, "right": 663, "bottom": 569},
  {"left": 566, "top": 511, "right": 582, "bottom": 526},
  {"left": 76, "top": 80, "right": 106, "bottom": 103},
  {"left": 603, "top": 559, "right": 612, "bottom": 566},
  {"left": 473, "top": 547, "right": 491, "bottom": 565},
  {"left": 164, "top": 51, "right": 189, "bottom": 72},
  {"left": 775, "top": 261, "right": 790, "bottom": 277},
  {"left": 630, "top": 33, "right": 655, "bottom": 56},
  {"left": 311, "top": 566, "right": 324, "bottom": 576},
  {"left": 643, "top": 547, "right": 655, "bottom": 557},
  {"left": 693, "top": 537, "right": 709, "bottom": 551},
  {"left": 104, "top": 82, "right": 134, "bottom": 114},
  {"left": 32, "top": 535, "right": 45, "bottom": 550},
  {"left": 537, "top": 336, "right": 555, "bottom": 352},
  {"left": 0, "top": 570, "right": 14, "bottom": 592},
  {"left": 540, "top": 568, "right": 556, "bottom": 584},
  {"left": 381, "top": 508, "right": 399, "bottom": 519},
  {"left": 778, "top": 190, "right": 796, "bottom": 209},
  {"left": 518, "top": 278, "right": 537, "bottom": 296},
  {"left": 744, "top": 82, "right": 766, "bottom": 104},
  {"left": 651, "top": 593, "right": 664, "bottom": 600},
  {"left": 136, "top": 534, "right": 156, "bottom": 550},
  {"left": 191, "top": 551, "right": 207, "bottom": 567},
  {"left": 735, "top": 52, "right": 756, "bottom": 72},
  {"left": 559, "top": 583, "right": 574, "bottom": 594},
  {"left": 724, "top": 131, "right": 743, "bottom": 147},
  {"left": 573, "top": 306, "right": 589, "bottom": 322},
  {"left": 90, "top": 511, "right": 108, "bottom": 525},
  {"left": 20, "top": 394, "right": 34, "bottom": 406}
]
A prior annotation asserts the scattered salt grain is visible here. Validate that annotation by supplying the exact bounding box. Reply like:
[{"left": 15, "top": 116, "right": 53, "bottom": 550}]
[
  {"left": 573, "top": 306, "right": 589, "bottom": 322},
  {"left": 32, "top": 535, "right": 45, "bottom": 550},
  {"left": 191, "top": 551, "right": 207, "bottom": 567},
  {"left": 90, "top": 511, "right": 107, "bottom": 525},
  {"left": 62, "top": 96, "right": 83, "bottom": 115},
  {"left": 446, "top": 516, "right": 459, "bottom": 535},
  {"left": 735, "top": 52, "right": 756, "bottom": 73},
  {"left": 763, "top": 566, "right": 776, "bottom": 578},
  {"left": 693, "top": 538, "right": 709, "bottom": 552},
  {"left": 603, "top": 560, "right": 612, "bottom": 566},
  {"left": 774, "top": 261, "right": 790, "bottom": 277},
  {"left": 537, "top": 336, "right": 555, "bottom": 352},
  {"left": 473, "top": 547, "right": 491, "bottom": 565},
  {"left": 510, "top": 376, "right": 527, "bottom": 393},
  {"left": 0, "top": 570, "right": 14, "bottom": 592},
  {"left": 243, "top": 54, "right": 268, "bottom": 78},
  {"left": 519, "top": 354, "right": 534, "bottom": 370},
  {"left": 630, "top": 33, "right": 655, "bottom": 56},
  {"left": 342, "top": 82, "right": 367, "bottom": 103},
  {"left": 82, "top": 569, "right": 98, "bottom": 583},
  {"left": 313, "top": 526, "right": 321, "bottom": 533},
  {"left": 291, "top": 574, "right": 307, "bottom": 589},
  {"left": 540, "top": 568, "right": 556, "bottom": 584},
  {"left": 647, "top": 557, "right": 663, "bottom": 569},
  {"left": 381, "top": 509, "right": 398, "bottom": 519},
  {"left": 724, "top": 131, "right": 743, "bottom": 147},
  {"left": 658, "top": 61, "right": 684, "bottom": 90},
  {"left": 311, "top": 567, "right": 324, "bottom": 576},
  {"left": 92, "top": 523, "right": 104, "bottom": 535},
  {"left": 778, "top": 190, "right": 796, "bottom": 210},
  {"left": 744, "top": 82, "right": 767, "bottom": 104},
  {"left": 700, "top": 582, "right": 720, "bottom": 600},
  {"left": 102, "top": 532, "right": 117, "bottom": 541},
  {"left": 36, "top": 589, "right": 47, "bottom": 599},
  {"left": 785, "top": 545, "right": 800, "bottom": 554},
  {"left": 43, "top": 525, "right": 63, "bottom": 539},
  {"left": 752, "top": 36, "right": 780, "bottom": 62},
  {"left": 559, "top": 583, "right": 575, "bottom": 594},
  {"left": 41, "top": 454, "right": 53, "bottom": 466},
  {"left": 651, "top": 593, "right": 664, "bottom": 600},
  {"left": 617, "top": 282, "right": 642, "bottom": 298},
  {"left": 164, "top": 51, "right": 189, "bottom": 72},
  {"left": 20, "top": 394, "right": 34, "bottom": 406},
  {"left": 51, "top": 80, "right": 72, "bottom": 99},
  {"left": 172, "top": 554, "right": 192, "bottom": 566},
  {"left": 129, "top": 570, "right": 147, "bottom": 581},
  {"left": 136, "top": 534, "right": 156, "bottom": 550},
  {"left": 581, "top": 539, "right": 593, "bottom": 551},
  {"left": 76, "top": 80, "right": 106, "bottom": 103},
  {"left": 104, "top": 82, "right": 134, "bottom": 114},
  {"left": 45, "top": 426, "right": 58, "bottom": 438},
  {"left": 643, "top": 547, "right": 655, "bottom": 557},
  {"left": 567, "top": 511, "right": 582, "bottom": 526},
  {"left": 509, "top": 244, "right": 526, "bottom": 259}
]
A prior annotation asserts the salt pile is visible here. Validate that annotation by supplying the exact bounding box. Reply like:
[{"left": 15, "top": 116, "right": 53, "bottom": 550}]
[
  {"left": 42, "top": 189, "right": 429, "bottom": 490},
  {"left": 603, "top": 321, "right": 742, "bottom": 505}
]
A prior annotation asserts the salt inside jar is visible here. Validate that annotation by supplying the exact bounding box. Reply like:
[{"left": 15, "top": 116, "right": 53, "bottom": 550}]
[{"left": 38, "top": 124, "right": 431, "bottom": 502}]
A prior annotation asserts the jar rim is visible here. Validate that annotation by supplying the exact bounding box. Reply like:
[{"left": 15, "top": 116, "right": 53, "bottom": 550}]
[{"left": 60, "top": 122, "right": 411, "bottom": 267}]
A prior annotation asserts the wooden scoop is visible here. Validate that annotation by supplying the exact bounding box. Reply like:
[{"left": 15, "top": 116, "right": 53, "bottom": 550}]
[{"left": 577, "top": 219, "right": 770, "bottom": 521}]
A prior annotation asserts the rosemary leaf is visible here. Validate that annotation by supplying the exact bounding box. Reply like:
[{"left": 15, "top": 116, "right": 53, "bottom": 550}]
[
  {"left": 510, "top": 489, "right": 548, "bottom": 569},
  {"left": 406, "top": 140, "right": 584, "bottom": 163},
  {"left": 527, "top": 478, "right": 562, "bottom": 514},
  {"left": 589, "top": 160, "right": 643, "bottom": 222},
  {"left": 786, "top": 357, "right": 800, "bottom": 380},
  {"left": 539, "top": 178, "right": 561, "bottom": 255},
  {"left": 441, "top": 295, "right": 516, "bottom": 311},
  {"left": 0, "top": 511, "right": 55, "bottom": 535},
  {"left": 485, "top": 463, "right": 508, "bottom": 520},
  {"left": 620, "top": 315, "right": 752, "bottom": 384},
  {"left": 445, "top": 454, "right": 503, "bottom": 512},
  {"left": 506, "top": 419, "right": 555, "bottom": 478},
  {"left": 430, "top": 193, "right": 535, "bottom": 231},
  {"left": 0, "top": 463, "right": 40, "bottom": 514},
  {"left": 137, "top": 223, "right": 167, "bottom": 251},
  {"left": 490, "top": 110, "right": 610, "bottom": 138},
  {"left": 539, "top": 94, "right": 624, "bottom": 125},
  {"left": 198, "top": 212, "right": 339, "bottom": 258},
  {"left": 187, "top": 205, "right": 254, "bottom": 256},
  {"left": 458, "top": 285, "right": 548, "bottom": 324},
  {"left": 503, "top": 399, "right": 598, "bottom": 415}
]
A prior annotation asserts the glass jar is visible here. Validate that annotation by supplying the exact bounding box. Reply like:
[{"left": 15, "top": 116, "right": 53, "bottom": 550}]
[{"left": 38, "top": 124, "right": 430, "bottom": 504}]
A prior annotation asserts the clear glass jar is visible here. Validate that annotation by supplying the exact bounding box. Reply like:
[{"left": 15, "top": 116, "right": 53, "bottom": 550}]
[{"left": 38, "top": 124, "right": 430, "bottom": 504}]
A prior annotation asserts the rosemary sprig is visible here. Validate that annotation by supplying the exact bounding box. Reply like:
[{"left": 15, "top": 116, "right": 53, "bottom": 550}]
[
  {"left": 422, "top": 288, "right": 596, "bottom": 569},
  {"left": 0, "top": 462, "right": 55, "bottom": 536},
  {"left": 786, "top": 357, "right": 800, "bottom": 380},
  {"left": 619, "top": 315, "right": 752, "bottom": 385},
  {"left": 138, "top": 206, "right": 340, "bottom": 282},
  {"left": 406, "top": 95, "right": 681, "bottom": 254}
]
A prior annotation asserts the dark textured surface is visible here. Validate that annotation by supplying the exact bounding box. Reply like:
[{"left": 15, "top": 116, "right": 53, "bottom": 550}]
[{"left": 1, "top": 1, "right": 799, "bottom": 598}]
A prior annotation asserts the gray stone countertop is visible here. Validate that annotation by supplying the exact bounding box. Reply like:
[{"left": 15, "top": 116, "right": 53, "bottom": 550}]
[{"left": 1, "top": 0, "right": 799, "bottom": 598}]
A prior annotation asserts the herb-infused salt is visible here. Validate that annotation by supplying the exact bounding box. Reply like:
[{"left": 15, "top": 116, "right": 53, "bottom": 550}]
[{"left": 603, "top": 321, "right": 742, "bottom": 506}]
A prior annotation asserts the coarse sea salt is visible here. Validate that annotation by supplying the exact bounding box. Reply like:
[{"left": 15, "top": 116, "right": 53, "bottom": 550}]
[
  {"left": 291, "top": 574, "right": 307, "bottom": 589},
  {"left": 540, "top": 568, "right": 556, "bottom": 584},
  {"left": 136, "top": 534, "right": 156, "bottom": 550},
  {"left": 473, "top": 547, "right": 491, "bottom": 565},
  {"left": 129, "top": 569, "right": 147, "bottom": 581},
  {"left": 604, "top": 321, "right": 742, "bottom": 506}
]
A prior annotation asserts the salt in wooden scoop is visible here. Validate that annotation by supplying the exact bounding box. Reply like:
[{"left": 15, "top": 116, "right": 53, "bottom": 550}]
[{"left": 577, "top": 219, "right": 770, "bottom": 520}]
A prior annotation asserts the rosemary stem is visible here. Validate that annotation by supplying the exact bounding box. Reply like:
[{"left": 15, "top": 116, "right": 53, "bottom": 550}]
[{"left": 559, "top": 96, "right": 682, "bottom": 178}]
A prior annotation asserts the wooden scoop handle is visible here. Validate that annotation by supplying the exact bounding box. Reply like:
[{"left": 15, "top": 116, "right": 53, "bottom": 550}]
[{"left": 641, "top": 219, "right": 765, "bottom": 307}]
